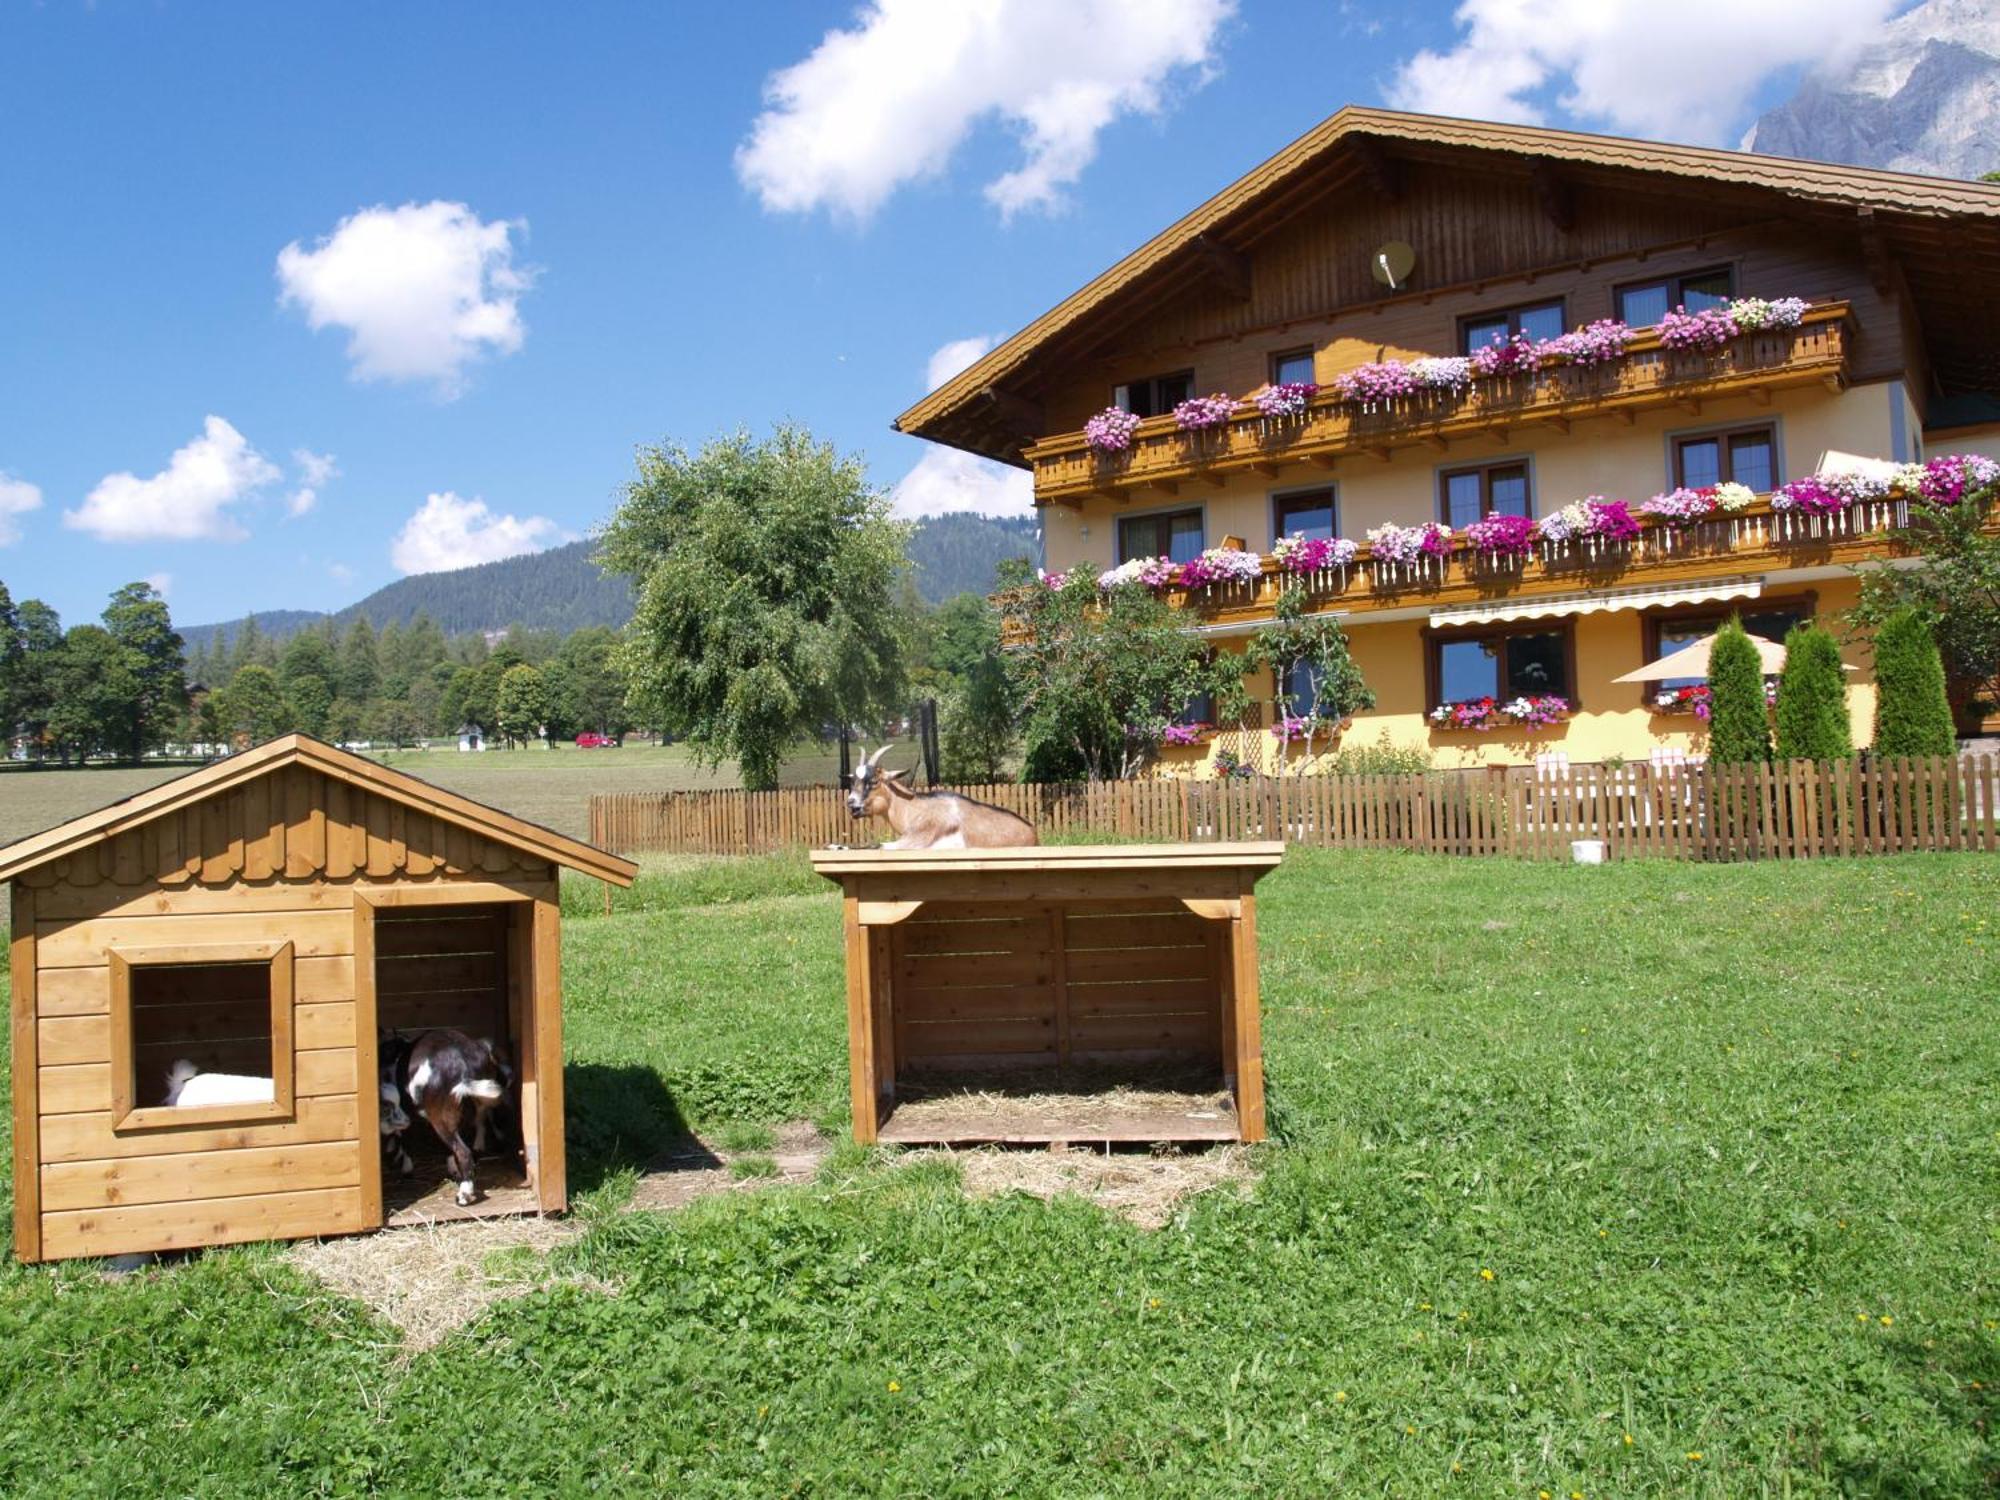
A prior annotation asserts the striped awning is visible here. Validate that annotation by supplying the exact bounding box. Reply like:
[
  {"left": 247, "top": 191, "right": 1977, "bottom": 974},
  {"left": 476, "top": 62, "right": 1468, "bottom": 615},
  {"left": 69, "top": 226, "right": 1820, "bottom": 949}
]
[{"left": 1428, "top": 578, "right": 1763, "bottom": 630}]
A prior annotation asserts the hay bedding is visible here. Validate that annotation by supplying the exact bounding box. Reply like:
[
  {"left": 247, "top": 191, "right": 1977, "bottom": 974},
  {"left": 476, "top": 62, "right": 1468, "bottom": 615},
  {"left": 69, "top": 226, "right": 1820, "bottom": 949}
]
[
  {"left": 928, "top": 1142, "right": 1258, "bottom": 1230},
  {"left": 883, "top": 1063, "right": 1236, "bottom": 1139}
]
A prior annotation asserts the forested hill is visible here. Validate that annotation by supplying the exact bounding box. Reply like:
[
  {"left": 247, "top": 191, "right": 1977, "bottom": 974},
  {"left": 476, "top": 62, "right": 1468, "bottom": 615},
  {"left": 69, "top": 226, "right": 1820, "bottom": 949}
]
[
  {"left": 181, "top": 511, "right": 1040, "bottom": 650},
  {"left": 905, "top": 511, "right": 1038, "bottom": 604}
]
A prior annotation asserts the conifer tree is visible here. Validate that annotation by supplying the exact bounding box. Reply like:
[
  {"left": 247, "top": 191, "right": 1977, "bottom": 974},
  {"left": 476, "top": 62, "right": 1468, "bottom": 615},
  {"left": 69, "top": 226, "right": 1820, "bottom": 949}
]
[
  {"left": 1773, "top": 623, "right": 1853, "bottom": 761},
  {"left": 1706, "top": 617, "right": 1771, "bottom": 765},
  {"left": 1871, "top": 607, "right": 1956, "bottom": 756}
]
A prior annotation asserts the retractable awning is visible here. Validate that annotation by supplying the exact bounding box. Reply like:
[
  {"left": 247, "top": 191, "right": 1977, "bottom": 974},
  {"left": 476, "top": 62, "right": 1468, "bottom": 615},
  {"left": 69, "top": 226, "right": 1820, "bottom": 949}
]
[{"left": 1428, "top": 578, "right": 1763, "bottom": 630}]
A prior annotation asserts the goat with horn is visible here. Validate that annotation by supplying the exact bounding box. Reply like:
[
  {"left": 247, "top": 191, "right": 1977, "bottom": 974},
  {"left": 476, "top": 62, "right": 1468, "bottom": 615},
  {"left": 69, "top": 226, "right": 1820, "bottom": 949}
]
[{"left": 842, "top": 743, "right": 1038, "bottom": 849}]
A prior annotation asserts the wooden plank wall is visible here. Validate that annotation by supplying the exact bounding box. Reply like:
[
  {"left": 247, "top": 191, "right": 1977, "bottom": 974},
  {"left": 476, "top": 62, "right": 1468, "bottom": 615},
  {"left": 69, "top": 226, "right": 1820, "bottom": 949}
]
[
  {"left": 590, "top": 755, "right": 2000, "bottom": 864},
  {"left": 16, "top": 763, "right": 565, "bottom": 1261},
  {"left": 885, "top": 899, "right": 1222, "bottom": 1076}
]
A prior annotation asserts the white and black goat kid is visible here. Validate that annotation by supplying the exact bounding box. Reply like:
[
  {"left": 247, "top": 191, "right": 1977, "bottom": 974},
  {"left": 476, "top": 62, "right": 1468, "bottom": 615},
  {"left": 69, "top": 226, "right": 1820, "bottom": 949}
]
[
  {"left": 843, "top": 743, "right": 1038, "bottom": 849},
  {"left": 396, "top": 1029, "right": 515, "bottom": 1207}
]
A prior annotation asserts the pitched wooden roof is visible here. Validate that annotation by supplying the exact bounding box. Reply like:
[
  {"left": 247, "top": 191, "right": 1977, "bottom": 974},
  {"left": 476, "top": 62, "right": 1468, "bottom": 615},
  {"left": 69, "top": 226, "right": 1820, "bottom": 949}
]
[
  {"left": 898, "top": 106, "right": 2000, "bottom": 464},
  {"left": 0, "top": 734, "right": 639, "bottom": 886}
]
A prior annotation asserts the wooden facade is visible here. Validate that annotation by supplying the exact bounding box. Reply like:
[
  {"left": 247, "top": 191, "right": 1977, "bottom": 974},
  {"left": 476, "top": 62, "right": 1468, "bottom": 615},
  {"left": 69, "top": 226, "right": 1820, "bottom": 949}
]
[
  {"left": 4, "top": 735, "right": 635, "bottom": 1264},
  {"left": 812, "top": 844, "right": 1282, "bottom": 1146}
]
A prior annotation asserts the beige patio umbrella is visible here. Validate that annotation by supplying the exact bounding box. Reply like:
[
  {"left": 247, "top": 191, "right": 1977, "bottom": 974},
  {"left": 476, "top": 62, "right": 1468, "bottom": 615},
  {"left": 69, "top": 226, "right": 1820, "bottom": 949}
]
[{"left": 1613, "top": 631, "right": 1855, "bottom": 683}]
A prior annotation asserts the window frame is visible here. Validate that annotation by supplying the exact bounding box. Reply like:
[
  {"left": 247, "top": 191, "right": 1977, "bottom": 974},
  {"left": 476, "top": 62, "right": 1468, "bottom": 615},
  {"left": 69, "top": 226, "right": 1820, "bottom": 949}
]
[
  {"left": 1423, "top": 619, "right": 1580, "bottom": 713},
  {"left": 1268, "top": 346, "right": 1316, "bottom": 387},
  {"left": 1670, "top": 422, "right": 1780, "bottom": 492},
  {"left": 1271, "top": 485, "right": 1337, "bottom": 542},
  {"left": 1438, "top": 460, "right": 1535, "bottom": 527},
  {"left": 1112, "top": 368, "right": 1195, "bottom": 420},
  {"left": 1115, "top": 504, "right": 1205, "bottom": 564},
  {"left": 108, "top": 940, "right": 296, "bottom": 1132},
  {"left": 1638, "top": 592, "right": 1819, "bottom": 696},
  {"left": 1613, "top": 263, "right": 1737, "bottom": 326},
  {"left": 1457, "top": 297, "right": 1566, "bottom": 355}
]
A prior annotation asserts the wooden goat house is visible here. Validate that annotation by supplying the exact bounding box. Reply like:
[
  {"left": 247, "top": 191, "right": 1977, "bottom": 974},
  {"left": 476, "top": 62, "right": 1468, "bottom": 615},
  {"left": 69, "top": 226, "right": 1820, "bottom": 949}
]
[{"left": 4, "top": 734, "right": 636, "bottom": 1264}]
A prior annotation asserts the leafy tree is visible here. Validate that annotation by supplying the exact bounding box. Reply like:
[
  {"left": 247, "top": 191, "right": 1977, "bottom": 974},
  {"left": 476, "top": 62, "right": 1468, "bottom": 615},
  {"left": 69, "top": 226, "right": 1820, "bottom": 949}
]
[
  {"left": 549, "top": 626, "right": 630, "bottom": 740},
  {"left": 495, "top": 663, "right": 550, "bottom": 747},
  {"left": 1773, "top": 623, "right": 1853, "bottom": 761},
  {"left": 0, "top": 580, "right": 20, "bottom": 739},
  {"left": 370, "top": 697, "right": 420, "bottom": 748},
  {"left": 1005, "top": 569, "right": 1249, "bottom": 782},
  {"left": 600, "top": 426, "right": 911, "bottom": 790},
  {"left": 219, "top": 664, "right": 293, "bottom": 743},
  {"left": 14, "top": 599, "right": 62, "bottom": 755},
  {"left": 278, "top": 633, "right": 339, "bottom": 739},
  {"left": 102, "top": 581, "right": 185, "bottom": 759},
  {"left": 933, "top": 597, "right": 1016, "bottom": 783},
  {"left": 326, "top": 696, "right": 366, "bottom": 745},
  {"left": 338, "top": 616, "right": 380, "bottom": 703},
  {"left": 409, "top": 661, "right": 457, "bottom": 737},
  {"left": 1243, "top": 584, "right": 1375, "bottom": 772},
  {"left": 47, "top": 626, "right": 138, "bottom": 761},
  {"left": 1706, "top": 617, "right": 1771, "bottom": 765},
  {"left": 1853, "top": 499, "right": 2000, "bottom": 713},
  {"left": 1871, "top": 607, "right": 1956, "bottom": 756}
]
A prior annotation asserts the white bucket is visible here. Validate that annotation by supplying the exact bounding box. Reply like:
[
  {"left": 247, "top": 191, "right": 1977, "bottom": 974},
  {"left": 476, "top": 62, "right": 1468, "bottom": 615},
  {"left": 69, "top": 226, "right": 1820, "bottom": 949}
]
[{"left": 1571, "top": 839, "right": 1607, "bottom": 865}]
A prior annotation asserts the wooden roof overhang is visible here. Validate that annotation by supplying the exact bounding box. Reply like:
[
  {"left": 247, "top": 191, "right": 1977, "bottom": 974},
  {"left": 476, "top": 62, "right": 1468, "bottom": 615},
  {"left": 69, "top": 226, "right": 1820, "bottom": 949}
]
[
  {"left": 897, "top": 107, "right": 2000, "bottom": 469},
  {"left": 0, "top": 734, "right": 639, "bottom": 887}
]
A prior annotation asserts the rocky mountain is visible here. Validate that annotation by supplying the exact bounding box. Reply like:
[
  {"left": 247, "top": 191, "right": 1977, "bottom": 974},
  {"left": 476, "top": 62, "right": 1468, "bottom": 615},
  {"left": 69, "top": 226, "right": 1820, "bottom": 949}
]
[
  {"left": 1742, "top": 0, "right": 2000, "bottom": 180},
  {"left": 180, "top": 511, "right": 1040, "bottom": 652}
]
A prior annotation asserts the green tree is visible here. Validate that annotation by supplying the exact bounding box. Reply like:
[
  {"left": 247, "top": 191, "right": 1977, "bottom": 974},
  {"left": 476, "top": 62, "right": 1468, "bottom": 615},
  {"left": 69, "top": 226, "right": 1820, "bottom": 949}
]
[
  {"left": 1706, "top": 617, "right": 1772, "bottom": 765},
  {"left": 14, "top": 599, "right": 62, "bottom": 755},
  {"left": 1871, "top": 607, "right": 1956, "bottom": 756},
  {"left": 48, "top": 626, "right": 138, "bottom": 761},
  {"left": 338, "top": 616, "right": 380, "bottom": 703},
  {"left": 599, "top": 426, "right": 911, "bottom": 790},
  {"left": 231, "top": 615, "right": 276, "bottom": 673},
  {"left": 931, "top": 596, "right": 1016, "bottom": 783},
  {"left": 218, "top": 664, "right": 293, "bottom": 743},
  {"left": 370, "top": 697, "right": 420, "bottom": 748},
  {"left": 1004, "top": 567, "right": 1249, "bottom": 782},
  {"left": 549, "top": 626, "right": 630, "bottom": 740},
  {"left": 409, "top": 661, "right": 457, "bottom": 737},
  {"left": 1773, "top": 623, "right": 1853, "bottom": 761},
  {"left": 102, "top": 581, "right": 185, "bottom": 760},
  {"left": 278, "top": 633, "right": 339, "bottom": 738},
  {"left": 0, "top": 580, "right": 21, "bottom": 740},
  {"left": 1243, "top": 584, "right": 1376, "bottom": 772},
  {"left": 495, "top": 663, "right": 550, "bottom": 747},
  {"left": 1853, "top": 497, "right": 2000, "bottom": 713}
]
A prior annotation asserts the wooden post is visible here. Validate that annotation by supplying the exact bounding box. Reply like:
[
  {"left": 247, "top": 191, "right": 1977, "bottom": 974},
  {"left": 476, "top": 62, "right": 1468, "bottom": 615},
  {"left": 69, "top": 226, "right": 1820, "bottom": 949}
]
[
  {"left": 533, "top": 894, "right": 566, "bottom": 1213},
  {"left": 11, "top": 887, "right": 40, "bottom": 1262},
  {"left": 843, "top": 896, "right": 879, "bottom": 1144},
  {"left": 1231, "top": 872, "right": 1266, "bottom": 1143}
]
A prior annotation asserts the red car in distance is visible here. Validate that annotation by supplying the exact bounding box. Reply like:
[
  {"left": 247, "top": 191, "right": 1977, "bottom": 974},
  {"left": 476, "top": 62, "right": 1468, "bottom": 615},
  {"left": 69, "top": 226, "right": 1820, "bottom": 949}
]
[{"left": 575, "top": 732, "right": 612, "bottom": 749}]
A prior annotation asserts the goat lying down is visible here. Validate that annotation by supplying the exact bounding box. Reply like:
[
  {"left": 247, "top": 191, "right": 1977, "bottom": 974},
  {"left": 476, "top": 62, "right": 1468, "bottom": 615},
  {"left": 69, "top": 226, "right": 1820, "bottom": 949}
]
[
  {"left": 842, "top": 744, "right": 1037, "bottom": 850},
  {"left": 380, "top": 1029, "right": 516, "bottom": 1207},
  {"left": 165, "top": 1061, "right": 274, "bottom": 1108}
]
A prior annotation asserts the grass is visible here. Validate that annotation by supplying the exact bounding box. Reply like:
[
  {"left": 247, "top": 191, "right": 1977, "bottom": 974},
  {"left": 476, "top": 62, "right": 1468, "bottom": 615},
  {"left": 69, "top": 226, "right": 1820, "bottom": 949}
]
[
  {"left": 0, "top": 735, "right": 917, "bottom": 844},
  {"left": 2, "top": 848, "right": 1997, "bottom": 1494}
]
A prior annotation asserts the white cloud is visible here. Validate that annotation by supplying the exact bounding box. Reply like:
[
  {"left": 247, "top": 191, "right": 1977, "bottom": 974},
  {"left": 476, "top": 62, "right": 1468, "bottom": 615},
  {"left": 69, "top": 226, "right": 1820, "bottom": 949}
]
[
  {"left": 142, "top": 572, "right": 171, "bottom": 600},
  {"left": 736, "top": 0, "right": 1235, "bottom": 221},
  {"left": 65, "top": 416, "right": 280, "bottom": 542},
  {"left": 389, "top": 490, "right": 565, "bottom": 575},
  {"left": 925, "top": 334, "right": 1000, "bottom": 392},
  {"left": 0, "top": 472, "right": 43, "bottom": 547},
  {"left": 890, "top": 446, "right": 1034, "bottom": 519},
  {"left": 327, "top": 561, "right": 356, "bottom": 585},
  {"left": 276, "top": 201, "right": 534, "bottom": 397},
  {"left": 1389, "top": 0, "right": 1896, "bottom": 144},
  {"left": 287, "top": 448, "right": 338, "bottom": 517}
]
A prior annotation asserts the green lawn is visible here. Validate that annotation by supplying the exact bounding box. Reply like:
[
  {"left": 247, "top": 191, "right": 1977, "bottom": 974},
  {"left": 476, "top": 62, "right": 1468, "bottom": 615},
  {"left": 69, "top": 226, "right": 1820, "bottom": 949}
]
[{"left": 2, "top": 849, "right": 1996, "bottom": 1495}]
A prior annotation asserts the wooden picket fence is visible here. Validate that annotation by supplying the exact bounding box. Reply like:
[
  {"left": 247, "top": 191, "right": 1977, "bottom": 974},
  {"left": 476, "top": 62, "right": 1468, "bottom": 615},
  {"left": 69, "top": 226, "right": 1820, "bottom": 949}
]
[{"left": 588, "top": 754, "right": 2000, "bottom": 862}]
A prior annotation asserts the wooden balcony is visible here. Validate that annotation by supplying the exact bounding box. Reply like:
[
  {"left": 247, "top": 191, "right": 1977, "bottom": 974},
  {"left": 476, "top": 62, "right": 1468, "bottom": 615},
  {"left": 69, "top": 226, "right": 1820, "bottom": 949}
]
[
  {"left": 1025, "top": 305, "right": 1851, "bottom": 505},
  {"left": 1004, "top": 494, "right": 1925, "bottom": 645}
]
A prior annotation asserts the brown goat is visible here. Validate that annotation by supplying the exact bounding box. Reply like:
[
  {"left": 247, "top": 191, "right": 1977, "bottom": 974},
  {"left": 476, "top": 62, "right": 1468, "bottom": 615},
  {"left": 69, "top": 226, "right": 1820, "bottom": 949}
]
[{"left": 843, "top": 745, "right": 1038, "bottom": 849}]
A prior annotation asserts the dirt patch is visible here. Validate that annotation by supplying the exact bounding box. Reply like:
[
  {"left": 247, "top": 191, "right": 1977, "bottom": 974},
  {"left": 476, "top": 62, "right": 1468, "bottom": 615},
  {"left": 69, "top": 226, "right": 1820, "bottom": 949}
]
[
  {"left": 911, "top": 1142, "right": 1259, "bottom": 1229},
  {"left": 287, "top": 1123, "right": 832, "bottom": 1347}
]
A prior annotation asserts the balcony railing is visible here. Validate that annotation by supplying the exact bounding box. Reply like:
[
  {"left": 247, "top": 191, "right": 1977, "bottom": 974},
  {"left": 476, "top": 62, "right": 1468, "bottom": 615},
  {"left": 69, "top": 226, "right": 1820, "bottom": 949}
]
[{"left": 1025, "top": 305, "right": 1851, "bottom": 504}]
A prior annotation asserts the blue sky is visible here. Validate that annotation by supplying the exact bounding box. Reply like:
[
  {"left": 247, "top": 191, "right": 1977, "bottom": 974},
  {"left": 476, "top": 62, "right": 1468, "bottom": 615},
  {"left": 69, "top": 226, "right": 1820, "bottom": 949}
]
[{"left": 0, "top": 0, "right": 1902, "bottom": 628}]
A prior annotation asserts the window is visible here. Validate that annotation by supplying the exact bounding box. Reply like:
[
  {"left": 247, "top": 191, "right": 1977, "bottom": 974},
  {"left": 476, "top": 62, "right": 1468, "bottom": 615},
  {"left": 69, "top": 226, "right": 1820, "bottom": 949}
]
[
  {"left": 1177, "top": 692, "right": 1215, "bottom": 727},
  {"left": 1270, "top": 347, "right": 1315, "bottom": 387},
  {"left": 1113, "top": 369, "right": 1194, "bottom": 419},
  {"left": 1461, "top": 299, "right": 1564, "bottom": 354},
  {"left": 1674, "top": 425, "right": 1776, "bottom": 493},
  {"left": 1282, "top": 660, "right": 1323, "bottom": 717},
  {"left": 1440, "top": 462, "right": 1532, "bottom": 528},
  {"left": 1273, "top": 488, "right": 1336, "bottom": 541},
  {"left": 1118, "top": 508, "right": 1204, "bottom": 564},
  {"left": 1644, "top": 601, "right": 1813, "bottom": 691},
  {"left": 1616, "top": 265, "right": 1735, "bottom": 327},
  {"left": 1429, "top": 627, "right": 1574, "bottom": 708},
  {"left": 109, "top": 941, "right": 295, "bottom": 1130}
]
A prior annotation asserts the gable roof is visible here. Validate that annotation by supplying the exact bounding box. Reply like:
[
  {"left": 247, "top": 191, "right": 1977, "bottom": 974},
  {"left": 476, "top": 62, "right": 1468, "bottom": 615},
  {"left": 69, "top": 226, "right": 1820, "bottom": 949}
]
[
  {"left": 897, "top": 106, "right": 2000, "bottom": 464},
  {"left": 0, "top": 734, "right": 638, "bottom": 886}
]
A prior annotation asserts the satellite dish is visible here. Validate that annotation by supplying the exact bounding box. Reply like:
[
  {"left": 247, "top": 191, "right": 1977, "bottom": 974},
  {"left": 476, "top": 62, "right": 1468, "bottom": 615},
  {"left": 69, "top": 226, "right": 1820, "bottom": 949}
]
[{"left": 1371, "top": 241, "right": 1416, "bottom": 290}]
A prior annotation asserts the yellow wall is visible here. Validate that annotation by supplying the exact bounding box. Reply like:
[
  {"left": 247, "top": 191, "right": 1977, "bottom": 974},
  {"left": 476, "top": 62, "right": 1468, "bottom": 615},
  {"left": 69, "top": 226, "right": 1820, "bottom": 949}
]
[
  {"left": 1928, "top": 422, "right": 2000, "bottom": 465},
  {"left": 1157, "top": 575, "right": 1876, "bottom": 775},
  {"left": 1043, "top": 382, "right": 1900, "bottom": 575}
]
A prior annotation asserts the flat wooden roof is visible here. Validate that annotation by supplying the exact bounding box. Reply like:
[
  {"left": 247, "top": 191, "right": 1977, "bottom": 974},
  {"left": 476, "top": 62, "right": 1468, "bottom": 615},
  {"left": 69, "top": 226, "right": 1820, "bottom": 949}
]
[
  {"left": 0, "top": 734, "right": 639, "bottom": 886},
  {"left": 810, "top": 842, "right": 1285, "bottom": 876}
]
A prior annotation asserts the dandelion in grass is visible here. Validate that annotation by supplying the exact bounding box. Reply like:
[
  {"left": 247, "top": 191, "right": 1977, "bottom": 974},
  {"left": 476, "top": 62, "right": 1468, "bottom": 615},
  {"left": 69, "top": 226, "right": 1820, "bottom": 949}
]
[
  {"left": 1623, "top": 1433, "right": 1633, "bottom": 1446},
  {"left": 1880, "top": 1315, "right": 1893, "bottom": 1326},
  {"left": 1148, "top": 1297, "right": 1161, "bottom": 1309},
  {"left": 1404, "top": 1424, "right": 1416, "bottom": 1435},
  {"left": 1334, "top": 1390, "right": 1349, "bottom": 1403},
  {"left": 1480, "top": 1268, "right": 1495, "bottom": 1281},
  {"left": 1686, "top": 1451, "right": 1704, "bottom": 1462},
  {"left": 887, "top": 1380, "right": 901, "bottom": 1393}
]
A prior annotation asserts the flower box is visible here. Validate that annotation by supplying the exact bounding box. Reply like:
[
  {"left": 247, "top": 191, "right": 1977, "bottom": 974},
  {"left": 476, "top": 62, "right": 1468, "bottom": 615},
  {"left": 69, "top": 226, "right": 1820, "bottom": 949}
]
[{"left": 1429, "top": 695, "right": 1571, "bottom": 732}]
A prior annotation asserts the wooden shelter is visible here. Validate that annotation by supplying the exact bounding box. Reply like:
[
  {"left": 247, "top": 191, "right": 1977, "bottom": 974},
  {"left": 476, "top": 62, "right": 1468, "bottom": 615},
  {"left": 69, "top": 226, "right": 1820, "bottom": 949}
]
[
  {"left": 810, "top": 843, "right": 1282, "bottom": 1146},
  {"left": 4, "top": 735, "right": 636, "bottom": 1264}
]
